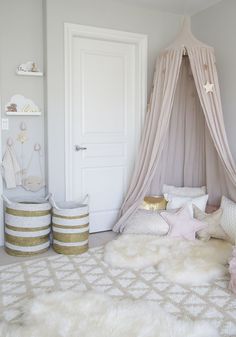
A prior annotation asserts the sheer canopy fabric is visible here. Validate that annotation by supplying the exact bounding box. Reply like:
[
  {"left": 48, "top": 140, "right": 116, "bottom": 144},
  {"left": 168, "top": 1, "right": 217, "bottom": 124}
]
[{"left": 113, "top": 22, "right": 236, "bottom": 233}]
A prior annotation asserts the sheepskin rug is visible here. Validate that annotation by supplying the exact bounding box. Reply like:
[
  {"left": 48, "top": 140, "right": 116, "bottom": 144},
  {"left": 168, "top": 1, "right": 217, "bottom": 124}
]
[
  {"left": 104, "top": 235, "right": 232, "bottom": 285},
  {"left": 0, "top": 291, "right": 218, "bottom": 337}
]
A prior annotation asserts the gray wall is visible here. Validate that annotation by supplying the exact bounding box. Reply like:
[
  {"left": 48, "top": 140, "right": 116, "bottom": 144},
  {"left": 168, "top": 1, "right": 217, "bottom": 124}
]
[
  {"left": 45, "top": 0, "right": 182, "bottom": 200},
  {"left": 0, "top": 0, "right": 45, "bottom": 201},
  {"left": 192, "top": 0, "right": 236, "bottom": 160},
  {"left": 0, "top": 0, "right": 45, "bottom": 244}
]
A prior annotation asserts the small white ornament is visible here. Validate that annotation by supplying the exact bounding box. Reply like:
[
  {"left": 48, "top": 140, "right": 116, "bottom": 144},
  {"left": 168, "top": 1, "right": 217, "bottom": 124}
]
[
  {"left": 7, "top": 137, "right": 14, "bottom": 147},
  {"left": 17, "top": 61, "right": 40, "bottom": 73},
  {"left": 20, "top": 122, "right": 27, "bottom": 131},
  {"left": 34, "top": 143, "right": 41, "bottom": 151},
  {"left": 203, "top": 81, "right": 214, "bottom": 93}
]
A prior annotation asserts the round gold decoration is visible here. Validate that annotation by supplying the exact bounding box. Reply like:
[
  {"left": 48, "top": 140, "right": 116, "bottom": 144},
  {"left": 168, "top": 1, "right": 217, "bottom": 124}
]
[{"left": 140, "top": 196, "right": 167, "bottom": 211}]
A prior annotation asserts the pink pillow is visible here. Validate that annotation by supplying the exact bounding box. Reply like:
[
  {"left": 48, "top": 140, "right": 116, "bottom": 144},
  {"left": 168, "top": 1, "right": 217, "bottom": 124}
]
[
  {"left": 205, "top": 204, "right": 219, "bottom": 214},
  {"left": 161, "top": 205, "right": 207, "bottom": 240}
]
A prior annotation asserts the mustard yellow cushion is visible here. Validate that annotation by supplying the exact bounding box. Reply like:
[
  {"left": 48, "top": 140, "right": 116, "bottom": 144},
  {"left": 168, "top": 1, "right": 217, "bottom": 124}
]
[{"left": 140, "top": 196, "right": 167, "bottom": 211}]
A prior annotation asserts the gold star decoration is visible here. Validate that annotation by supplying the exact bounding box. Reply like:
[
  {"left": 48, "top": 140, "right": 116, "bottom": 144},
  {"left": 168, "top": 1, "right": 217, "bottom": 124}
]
[{"left": 203, "top": 81, "right": 214, "bottom": 93}]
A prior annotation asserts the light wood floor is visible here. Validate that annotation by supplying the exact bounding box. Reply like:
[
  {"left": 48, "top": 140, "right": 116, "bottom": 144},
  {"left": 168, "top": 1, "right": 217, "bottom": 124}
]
[{"left": 0, "top": 231, "right": 117, "bottom": 266}]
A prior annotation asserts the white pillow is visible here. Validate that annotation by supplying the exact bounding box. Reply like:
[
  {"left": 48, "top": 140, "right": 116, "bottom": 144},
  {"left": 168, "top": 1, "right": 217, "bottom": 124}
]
[
  {"left": 220, "top": 196, "right": 236, "bottom": 244},
  {"left": 123, "top": 209, "right": 169, "bottom": 235},
  {"left": 162, "top": 184, "right": 206, "bottom": 197},
  {"left": 165, "top": 194, "right": 209, "bottom": 217}
]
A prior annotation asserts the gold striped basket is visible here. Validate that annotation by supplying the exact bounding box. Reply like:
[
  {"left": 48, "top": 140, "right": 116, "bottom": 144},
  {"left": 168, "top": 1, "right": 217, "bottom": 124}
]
[
  {"left": 3, "top": 196, "right": 51, "bottom": 257},
  {"left": 51, "top": 199, "right": 89, "bottom": 255}
]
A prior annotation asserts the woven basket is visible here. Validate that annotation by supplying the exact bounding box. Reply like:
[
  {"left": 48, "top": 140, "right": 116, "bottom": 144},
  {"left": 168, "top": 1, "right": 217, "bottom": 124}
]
[
  {"left": 51, "top": 197, "right": 89, "bottom": 255},
  {"left": 3, "top": 196, "right": 51, "bottom": 257}
]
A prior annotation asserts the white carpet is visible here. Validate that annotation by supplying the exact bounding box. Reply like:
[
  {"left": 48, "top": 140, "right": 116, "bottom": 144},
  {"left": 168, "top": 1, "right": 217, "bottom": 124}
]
[
  {"left": 1, "top": 246, "right": 236, "bottom": 336},
  {"left": 0, "top": 291, "right": 218, "bottom": 337},
  {"left": 104, "top": 235, "right": 232, "bottom": 285}
]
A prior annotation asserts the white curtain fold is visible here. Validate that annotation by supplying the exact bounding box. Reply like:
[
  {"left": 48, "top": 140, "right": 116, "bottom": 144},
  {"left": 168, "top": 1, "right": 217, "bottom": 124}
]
[
  {"left": 149, "top": 57, "right": 206, "bottom": 195},
  {"left": 113, "top": 50, "right": 183, "bottom": 232},
  {"left": 188, "top": 47, "right": 236, "bottom": 203}
]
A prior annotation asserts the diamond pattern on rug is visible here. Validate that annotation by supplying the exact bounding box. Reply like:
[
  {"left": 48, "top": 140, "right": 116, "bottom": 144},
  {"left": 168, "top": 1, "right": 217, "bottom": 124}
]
[{"left": 0, "top": 246, "right": 236, "bottom": 337}]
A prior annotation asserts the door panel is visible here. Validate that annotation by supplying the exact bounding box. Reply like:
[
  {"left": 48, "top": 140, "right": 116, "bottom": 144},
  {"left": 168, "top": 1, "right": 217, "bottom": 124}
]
[
  {"left": 82, "top": 52, "right": 125, "bottom": 135},
  {"left": 66, "top": 26, "right": 146, "bottom": 233}
]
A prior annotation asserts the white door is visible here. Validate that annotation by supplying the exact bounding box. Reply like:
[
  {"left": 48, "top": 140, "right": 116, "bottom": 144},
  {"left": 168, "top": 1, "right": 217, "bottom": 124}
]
[{"left": 65, "top": 24, "right": 147, "bottom": 233}]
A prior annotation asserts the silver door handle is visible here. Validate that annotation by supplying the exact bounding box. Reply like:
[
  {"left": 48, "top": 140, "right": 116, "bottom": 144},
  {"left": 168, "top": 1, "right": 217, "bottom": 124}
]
[{"left": 74, "top": 145, "right": 87, "bottom": 151}]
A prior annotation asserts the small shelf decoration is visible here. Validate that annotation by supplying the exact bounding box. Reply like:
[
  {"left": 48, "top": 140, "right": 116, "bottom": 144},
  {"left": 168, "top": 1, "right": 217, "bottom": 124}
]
[
  {"left": 5, "top": 94, "right": 41, "bottom": 116},
  {"left": 16, "top": 61, "right": 43, "bottom": 76}
]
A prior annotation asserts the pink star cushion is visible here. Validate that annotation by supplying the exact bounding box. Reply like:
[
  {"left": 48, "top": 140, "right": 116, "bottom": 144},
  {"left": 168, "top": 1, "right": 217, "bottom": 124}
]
[{"left": 161, "top": 205, "right": 207, "bottom": 240}]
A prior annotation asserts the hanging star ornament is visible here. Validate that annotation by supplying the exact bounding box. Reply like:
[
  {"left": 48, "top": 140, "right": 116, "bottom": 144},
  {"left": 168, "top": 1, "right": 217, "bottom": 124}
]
[{"left": 203, "top": 81, "right": 214, "bottom": 93}]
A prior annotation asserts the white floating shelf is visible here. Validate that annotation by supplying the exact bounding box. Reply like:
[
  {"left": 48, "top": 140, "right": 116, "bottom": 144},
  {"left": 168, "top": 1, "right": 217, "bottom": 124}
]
[
  {"left": 5, "top": 94, "right": 41, "bottom": 116},
  {"left": 16, "top": 70, "right": 43, "bottom": 77},
  {"left": 6, "top": 111, "right": 42, "bottom": 116}
]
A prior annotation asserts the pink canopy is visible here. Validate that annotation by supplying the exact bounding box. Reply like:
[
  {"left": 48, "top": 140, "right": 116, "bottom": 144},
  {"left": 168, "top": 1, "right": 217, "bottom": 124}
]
[{"left": 113, "top": 18, "right": 236, "bottom": 233}]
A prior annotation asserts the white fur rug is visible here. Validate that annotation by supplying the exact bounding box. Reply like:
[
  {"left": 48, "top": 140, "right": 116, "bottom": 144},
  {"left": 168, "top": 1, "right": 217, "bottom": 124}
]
[
  {"left": 0, "top": 291, "right": 218, "bottom": 337},
  {"left": 104, "top": 235, "right": 232, "bottom": 285}
]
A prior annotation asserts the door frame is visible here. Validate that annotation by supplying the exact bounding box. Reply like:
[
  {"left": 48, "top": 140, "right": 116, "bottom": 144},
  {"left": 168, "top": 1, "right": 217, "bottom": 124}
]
[{"left": 64, "top": 23, "right": 147, "bottom": 200}]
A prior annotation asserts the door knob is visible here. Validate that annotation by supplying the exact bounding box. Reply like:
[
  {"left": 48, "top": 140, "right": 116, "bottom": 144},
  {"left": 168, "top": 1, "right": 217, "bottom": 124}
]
[{"left": 74, "top": 145, "right": 87, "bottom": 151}]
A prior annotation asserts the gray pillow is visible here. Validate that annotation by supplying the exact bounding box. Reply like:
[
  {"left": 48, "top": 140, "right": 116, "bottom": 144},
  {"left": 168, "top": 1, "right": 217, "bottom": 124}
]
[
  {"left": 162, "top": 184, "right": 206, "bottom": 197},
  {"left": 220, "top": 196, "right": 236, "bottom": 244},
  {"left": 193, "top": 205, "right": 229, "bottom": 241},
  {"left": 123, "top": 209, "right": 169, "bottom": 235}
]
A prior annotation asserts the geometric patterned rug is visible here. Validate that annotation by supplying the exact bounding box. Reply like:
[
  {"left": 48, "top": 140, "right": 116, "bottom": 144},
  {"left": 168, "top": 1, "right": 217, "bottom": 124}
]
[{"left": 0, "top": 246, "right": 236, "bottom": 337}]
